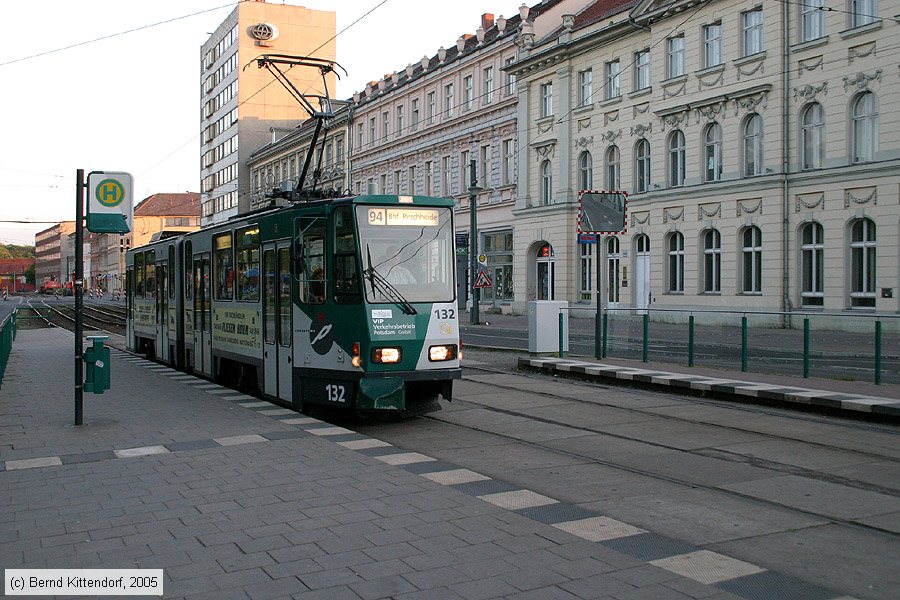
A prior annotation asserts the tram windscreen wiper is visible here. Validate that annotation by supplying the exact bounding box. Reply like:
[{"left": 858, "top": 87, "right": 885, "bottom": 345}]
[{"left": 365, "top": 244, "right": 417, "bottom": 315}]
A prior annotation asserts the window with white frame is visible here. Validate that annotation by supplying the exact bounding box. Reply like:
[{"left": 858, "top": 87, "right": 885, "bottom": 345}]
[
  {"left": 578, "top": 68, "right": 593, "bottom": 107},
  {"left": 540, "top": 82, "right": 553, "bottom": 117},
  {"left": 425, "top": 160, "right": 433, "bottom": 194},
  {"left": 634, "top": 139, "right": 651, "bottom": 193},
  {"left": 851, "top": 92, "right": 878, "bottom": 163},
  {"left": 702, "top": 229, "right": 721, "bottom": 293},
  {"left": 800, "top": 222, "right": 824, "bottom": 306},
  {"left": 667, "top": 130, "right": 686, "bottom": 187},
  {"left": 396, "top": 105, "right": 404, "bottom": 137},
  {"left": 605, "top": 145, "right": 620, "bottom": 190},
  {"left": 579, "top": 151, "right": 593, "bottom": 190},
  {"left": 703, "top": 122, "right": 723, "bottom": 182},
  {"left": 579, "top": 242, "right": 593, "bottom": 301},
  {"left": 635, "top": 49, "right": 651, "bottom": 90},
  {"left": 427, "top": 91, "right": 436, "bottom": 124},
  {"left": 540, "top": 160, "right": 552, "bottom": 204},
  {"left": 380, "top": 173, "right": 387, "bottom": 194},
  {"left": 411, "top": 98, "right": 420, "bottom": 131},
  {"left": 743, "top": 113, "right": 764, "bottom": 176},
  {"left": 461, "top": 150, "right": 470, "bottom": 190},
  {"left": 505, "top": 57, "right": 516, "bottom": 96},
  {"left": 850, "top": 218, "right": 876, "bottom": 307},
  {"left": 444, "top": 83, "right": 454, "bottom": 118},
  {"left": 393, "top": 169, "right": 401, "bottom": 193},
  {"left": 801, "top": 102, "right": 825, "bottom": 170},
  {"left": 357, "top": 123, "right": 363, "bottom": 149},
  {"left": 741, "top": 226, "right": 763, "bottom": 293},
  {"left": 742, "top": 7, "right": 764, "bottom": 56},
  {"left": 484, "top": 67, "right": 494, "bottom": 103},
  {"left": 667, "top": 34, "right": 685, "bottom": 78},
  {"left": 463, "top": 75, "right": 474, "bottom": 110},
  {"left": 502, "top": 139, "right": 514, "bottom": 185},
  {"left": 382, "top": 111, "right": 390, "bottom": 139},
  {"left": 369, "top": 117, "right": 376, "bottom": 146},
  {"left": 667, "top": 232, "right": 684, "bottom": 293},
  {"left": 605, "top": 60, "right": 621, "bottom": 99},
  {"left": 408, "top": 166, "right": 416, "bottom": 194},
  {"left": 851, "top": 0, "right": 878, "bottom": 27},
  {"left": 801, "top": 0, "right": 825, "bottom": 42},
  {"left": 703, "top": 22, "right": 723, "bottom": 68},
  {"left": 442, "top": 156, "right": 451, "bottom": 196},
  {"left": 336, "top": 138, "right": 344, "bottom": 164},
  {"left": 480, "top": 145, "right": 490, "bottom": 187}
]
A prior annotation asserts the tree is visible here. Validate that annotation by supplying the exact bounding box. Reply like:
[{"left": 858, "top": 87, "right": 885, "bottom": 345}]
[{"left": 25, "top": 262, "right": 35, "bottom": 285}]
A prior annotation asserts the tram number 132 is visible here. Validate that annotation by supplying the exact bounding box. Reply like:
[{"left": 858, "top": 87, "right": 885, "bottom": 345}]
[{"left": 325, "top": 384, "right": 346, "bottom": 403}]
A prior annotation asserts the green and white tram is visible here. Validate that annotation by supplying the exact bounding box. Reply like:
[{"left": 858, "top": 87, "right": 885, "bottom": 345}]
[{"left": 126, "top": 194, "right": 461, "bottom": 415}]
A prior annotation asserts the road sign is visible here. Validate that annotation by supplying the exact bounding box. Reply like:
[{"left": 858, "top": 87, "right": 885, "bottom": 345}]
[
  {"left": 87, "top": 171, "right": 134, "bottom": 233},
  {"left": 477, "top": 254, "right": 487, "bottom": 265},
  {"left": 473, "top": 270, "right": 492, "bottom": 288}
]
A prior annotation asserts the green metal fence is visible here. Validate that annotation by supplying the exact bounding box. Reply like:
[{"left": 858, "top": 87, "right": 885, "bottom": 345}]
[
  {"left": 564, "top": 306, "right": 898, "bottom": 385},
  {"left": 0, "top": 309, "right": 18, "bottom": 388}
]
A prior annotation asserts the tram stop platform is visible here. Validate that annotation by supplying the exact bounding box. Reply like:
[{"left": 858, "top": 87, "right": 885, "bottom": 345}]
[{"left": 0, "top": 328, "right": 871, "bottom": 599}]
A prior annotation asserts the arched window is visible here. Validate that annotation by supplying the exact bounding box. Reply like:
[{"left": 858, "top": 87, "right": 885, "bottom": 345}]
[
  {"left": 801, "top": 102, "right": 825, "bottom": 170},
  {"left": 850, "top": 218, "right": 876, "bottom": 307},
  {"left": 605, "top": 145, "right": 620, "bottom": 190},
  {"left": 666, "top": 231, "right": 684, "bottom": 293},
  {"left": 800, "top": 222, "right": 824, "bottom": 306},
  {"left": 743, "top": 114, "right": 763, "bottom": 176},
  {"left": 851, "top": 92, "right": 878, "bottom": 163},
  {"left": 667, "top": 130, "right": 686, "bottom": 187},
  {"left": 635, "top": 139, "right": 650, "bottom": 193},
  {"left": 741, "top": 226, "right": 762, "bottom": 293},
  {"left": 540, "top": 160, "right": 552, "bottom": 205},
  {"left": 702, "top": 229, "right": 721, "bottom": 293},
  {"left": 703, "top": 122, "right": 723, "bottom": 182},
  {"left": 579, "top": 151, "right": 593, "bottom": 190}
]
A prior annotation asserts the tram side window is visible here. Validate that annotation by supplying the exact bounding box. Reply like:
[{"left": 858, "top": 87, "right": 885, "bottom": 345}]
[
  {"left": 298, "top": 218, "right": 325, "bottom": 304},
  {"left": 168, "top": 245, "right": 176, "bottom": 300},
  {"left": 145, "top": 250, "right": 156, "bottom": 299},
  {"left": 333, "top": 206, "right": 360, "bottom": 303},
  {"left": 184, "top": 241, "right": 193, "bottom": 300},
  {"left": 214, "top": 232, "right": 234, "bottom": 300},
  {"left": 236, "top": 226, "right": 260, "bottom": 302},
  {"left": 125, "top": 270, "right": 132, "bottom": 317},
  {"left": 135, "top": 253, "right": 144, "bottom": 296}
]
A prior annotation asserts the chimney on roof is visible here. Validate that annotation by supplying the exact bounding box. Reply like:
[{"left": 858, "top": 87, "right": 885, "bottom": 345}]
[{"left": 481, "top": 13, "right": 494, "bottom": 30}]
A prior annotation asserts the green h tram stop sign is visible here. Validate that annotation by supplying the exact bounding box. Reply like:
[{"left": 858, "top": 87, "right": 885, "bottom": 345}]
[{"left": 86, "top": 171, "right": 133, "bottom": 233}]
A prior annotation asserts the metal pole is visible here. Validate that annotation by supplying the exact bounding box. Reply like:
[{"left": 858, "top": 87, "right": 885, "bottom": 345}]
[
  {"left": 741, "top": 315, "right": 748, "bottom": 373},
  {"left": 803, "top": 317, "right": 810, "bottom": 378},
  {"left": 642, "top": 312, "right": 649, "bottom": 363},
  {"left": 875, "top": 320, "right": 882, "bottom": 385},
  {"left": 468, "top": 160, "right": 479, "bottom": 326},
  {"left": 558, "top": 311, "right": 565, "bottom": 358},
  {"left": 595, "top": 239, "right": 602, "bottom": 359},
  {"left": 75, "top": 169, "right": 85, "bottom": 426},
  {"left": 688, "top": 314, "right": 695, "bottom": 367}
]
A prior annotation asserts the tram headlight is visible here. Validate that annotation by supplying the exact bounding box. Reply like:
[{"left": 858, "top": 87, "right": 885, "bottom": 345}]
[
  {"left": 351, "top": 342, "right": 361, "bottom": 367},
  {"left": 372, "top": 347, "right": 401, "bottom": 363},
  {"left": 428, "top": 344, "right": 457, "bottom": 362}
]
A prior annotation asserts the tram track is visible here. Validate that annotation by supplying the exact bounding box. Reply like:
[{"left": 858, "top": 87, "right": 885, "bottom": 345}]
[
  {"left": 22, "top": 300, "right": 125, "bottom": 336},
  {"left": 360, "top": 360, "right": 900, "bottom": 542}
]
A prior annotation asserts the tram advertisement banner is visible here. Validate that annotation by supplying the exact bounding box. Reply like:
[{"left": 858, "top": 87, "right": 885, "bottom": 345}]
[
  {"left": 369, "top": 308, "right": 416, "bottom": 339},
  {"left": 213, "top": 306, "right": 262, "bottom": 353},
  {"left": 134, "top": 299, "right": 155, "bottom": 334}
]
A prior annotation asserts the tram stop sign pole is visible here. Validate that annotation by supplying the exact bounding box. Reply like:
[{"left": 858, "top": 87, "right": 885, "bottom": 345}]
[{"left": 74, "top": 169, "right": 133, "bottom": 426}]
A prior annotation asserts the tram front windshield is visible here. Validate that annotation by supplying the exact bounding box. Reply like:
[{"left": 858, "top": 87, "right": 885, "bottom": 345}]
[{"left": 356, "top": 205, "right": 455, "bottom": 304}]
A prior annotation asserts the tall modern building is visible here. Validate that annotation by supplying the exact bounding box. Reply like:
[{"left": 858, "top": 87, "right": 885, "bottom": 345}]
[{"left": 200, "top": 0, "right": 336, "bottom": 225}]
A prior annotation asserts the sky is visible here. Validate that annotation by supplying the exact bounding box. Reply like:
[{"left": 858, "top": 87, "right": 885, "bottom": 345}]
[{"left": 0, "top": 0, "right": 529, "bottom": 246}]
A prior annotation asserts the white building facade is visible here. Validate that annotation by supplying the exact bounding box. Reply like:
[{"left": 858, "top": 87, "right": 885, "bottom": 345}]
[{"left": 509, "top": 0, "right": 899, "bottom": 320}]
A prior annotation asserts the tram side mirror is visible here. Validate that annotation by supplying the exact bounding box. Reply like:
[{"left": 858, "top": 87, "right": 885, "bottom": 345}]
[
  {"left": 579, "top": 191, "right": 627, "bottom": 234},
  {"left": 294, "top": 242, "right": 305, "bottom": 275}
]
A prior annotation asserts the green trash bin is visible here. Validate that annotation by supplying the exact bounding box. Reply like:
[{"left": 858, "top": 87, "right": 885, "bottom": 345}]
[{"left": 84, "top": 335, "right": 110, "bottom": 394}]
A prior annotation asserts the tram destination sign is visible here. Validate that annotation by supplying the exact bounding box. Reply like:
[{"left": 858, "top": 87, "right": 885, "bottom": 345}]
[
  {"left": 368, "top": 207, "right": 439, "bottom": 227},
  {"left": 578, "top": 191, "right": 627, "bottom": 234},
  {"left": 86, "top": 171, "right": 134, "bottom": 234}
]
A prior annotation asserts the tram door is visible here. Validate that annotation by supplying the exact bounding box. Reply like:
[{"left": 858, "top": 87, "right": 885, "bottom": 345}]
[
  {"left": 193, "top": 254, "right": 212, "bottom": 376},
  {"left": 262, "top": 242, "right": 292, "bottom": 401},
  {"left": 156, "top": 262, "right": 169, "bottom": 363}
]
